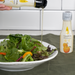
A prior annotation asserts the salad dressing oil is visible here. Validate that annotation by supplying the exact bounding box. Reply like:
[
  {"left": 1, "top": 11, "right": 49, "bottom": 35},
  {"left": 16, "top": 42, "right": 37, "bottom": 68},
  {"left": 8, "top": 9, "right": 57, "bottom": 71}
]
[
  {"left": 60, "top": 12, "right": 74, "bottom": 53},
  {"left": 41, "top": 8, "right": 44, "bottom": 44}
]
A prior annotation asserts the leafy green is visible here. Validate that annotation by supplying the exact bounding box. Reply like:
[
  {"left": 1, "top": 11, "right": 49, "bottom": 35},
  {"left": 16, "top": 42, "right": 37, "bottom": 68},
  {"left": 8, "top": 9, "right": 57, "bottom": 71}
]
[
  {"left": 22, "top": 35, "right": 34, "bottom": 50},
  {"left": 0, "top": 55, "right": 7, "bottom": 62},
  {"left": 0, "top": 34, "right": 55, "bottom": 62},
  {"left": 7, "top": 34, "right": 22, "bottom": 48},
  {"left": 0, "top": 40, "right": 8, "bottom": 53},
  {"left": 5, "top": 48, "right": 19, "bottom": 62}
]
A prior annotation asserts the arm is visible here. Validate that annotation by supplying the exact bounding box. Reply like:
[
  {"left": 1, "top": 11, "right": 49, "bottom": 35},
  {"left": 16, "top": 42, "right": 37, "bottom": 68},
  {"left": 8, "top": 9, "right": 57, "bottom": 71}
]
[{"left": 0, "top": 4, "right": 12, "bottom": 10}]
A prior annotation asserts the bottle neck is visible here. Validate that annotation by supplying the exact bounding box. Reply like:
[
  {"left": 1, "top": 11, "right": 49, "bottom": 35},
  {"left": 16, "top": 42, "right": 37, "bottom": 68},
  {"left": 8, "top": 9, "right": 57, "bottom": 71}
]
[{"left": 35, "top": 0, "right": 47, "bottom": 8}]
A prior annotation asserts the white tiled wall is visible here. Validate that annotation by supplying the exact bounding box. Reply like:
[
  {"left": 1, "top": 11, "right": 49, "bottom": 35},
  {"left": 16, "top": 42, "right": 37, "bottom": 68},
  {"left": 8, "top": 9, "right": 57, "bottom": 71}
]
[
  {"left": 0, "top": 10, "right": 40, "bottom": 30},
  {"left": 42, "top": 11, "right": 62, "bottom": 30},
  {"left": 0, "top": 0, "right": 75, "bottom": 30},
  {"left": 45, "top": 0, "right": 61, "bottom": 9},
  {"left": 62, "top": 0, "right": 75, "bottom": 10},
  {"left": 42, "top": 11, "right": 75, "bottom": 30}
]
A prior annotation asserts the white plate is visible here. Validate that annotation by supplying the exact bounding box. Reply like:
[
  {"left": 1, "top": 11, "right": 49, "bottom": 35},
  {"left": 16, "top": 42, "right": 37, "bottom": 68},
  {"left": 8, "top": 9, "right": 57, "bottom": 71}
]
[{"left": 0, "top": 39, "right": 58, "bottom": 72}]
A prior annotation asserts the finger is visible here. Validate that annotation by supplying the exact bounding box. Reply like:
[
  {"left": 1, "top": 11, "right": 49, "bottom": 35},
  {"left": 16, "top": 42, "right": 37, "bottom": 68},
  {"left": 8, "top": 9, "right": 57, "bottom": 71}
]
[
  {"left": 0, "top": 6, "right": 12, "bottom": 10},
  {"left": 0, "top": 7, "right": 10, "bottom": 10},
  {"left": 5, "top": 6, "right": 12, "bottom": 10},
  {"left": 0, "top": 4, "right": 5, "bottom": 7},
  {"left": 8, "top": 6, "right": 12, "bottom": 10}
]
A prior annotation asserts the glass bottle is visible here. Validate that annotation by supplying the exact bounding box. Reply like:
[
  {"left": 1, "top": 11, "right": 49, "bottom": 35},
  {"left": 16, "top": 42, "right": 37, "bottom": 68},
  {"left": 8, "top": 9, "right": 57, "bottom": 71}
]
[{"left": 0, "top": 0, "right": 47, "bottom": 8}]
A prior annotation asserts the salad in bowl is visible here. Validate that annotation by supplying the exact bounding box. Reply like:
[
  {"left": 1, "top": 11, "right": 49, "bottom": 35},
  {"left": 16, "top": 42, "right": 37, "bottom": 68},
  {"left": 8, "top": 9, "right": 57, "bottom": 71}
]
[{"left": 0, "top": 34, "right": 58, "bottom": 72}]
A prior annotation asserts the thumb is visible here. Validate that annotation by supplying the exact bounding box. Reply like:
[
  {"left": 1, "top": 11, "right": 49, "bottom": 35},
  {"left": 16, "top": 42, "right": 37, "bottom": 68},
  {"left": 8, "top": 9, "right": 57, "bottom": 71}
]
[{"left": 0, "top": 4, "right": 5, "bottom": 7}]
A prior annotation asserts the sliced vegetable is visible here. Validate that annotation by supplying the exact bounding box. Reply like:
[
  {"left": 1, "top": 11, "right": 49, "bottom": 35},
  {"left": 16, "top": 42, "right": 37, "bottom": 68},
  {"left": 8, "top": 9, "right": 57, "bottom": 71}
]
[
  {"left": 22, "top": 54, "right": 33, "bottom": 62},
  {"left": 16, "top": 56, "right": 23, "bottom": 61},
  {"left": 23, "top": 52, "right": 32, "bottom": 58},
  {"left": 0, "top": 52, "right": 6, "bottom": 55},
  {"left": 31, "top": 46, "right": 36, "bottom": 52}
]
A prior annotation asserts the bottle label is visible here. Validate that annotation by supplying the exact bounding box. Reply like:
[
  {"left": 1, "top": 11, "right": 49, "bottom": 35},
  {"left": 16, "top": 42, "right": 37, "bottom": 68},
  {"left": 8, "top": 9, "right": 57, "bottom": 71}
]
[
  {"left": 0, "top": 0, "right": 15, "bottom": 5},
  {"left": 66, "top": 27, "right": 69, "bottom": 34},
  {"left": 63, "top": 35, "right": 71, "bottom": 53},
  {"left": 19, "top": 0, "right": 28, "bottom": 3},
  {"left": 0, "top": 0, "right": 34, "bottom": 7},
  {"left": 18, "top": 0, "right": 34, "bottom": 5},
  {"left": 61, "top": 34, "right": 73, "bottom": 53}
]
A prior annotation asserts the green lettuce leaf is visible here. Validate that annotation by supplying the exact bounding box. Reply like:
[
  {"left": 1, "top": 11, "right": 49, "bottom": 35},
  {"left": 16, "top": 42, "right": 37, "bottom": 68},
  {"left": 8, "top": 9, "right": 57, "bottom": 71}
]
[{"left": 5, "top": 48, "right": 19, "bottom": 62}]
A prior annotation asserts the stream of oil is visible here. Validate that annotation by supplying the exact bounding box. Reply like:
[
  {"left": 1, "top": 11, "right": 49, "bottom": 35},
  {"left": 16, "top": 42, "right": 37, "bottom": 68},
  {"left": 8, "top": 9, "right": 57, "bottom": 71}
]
[{"left": 41, "top": 8, "right": 44, "bottom": 44}]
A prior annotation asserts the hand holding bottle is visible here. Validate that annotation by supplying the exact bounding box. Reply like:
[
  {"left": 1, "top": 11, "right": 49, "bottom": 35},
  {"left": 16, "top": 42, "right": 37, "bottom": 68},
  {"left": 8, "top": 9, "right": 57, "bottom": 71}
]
[
  {"left": 0, "top": 4, "right": 12, "bottom": 10},
  {"left": 0, "top": 0, "right": 47, "bottom": 8}
]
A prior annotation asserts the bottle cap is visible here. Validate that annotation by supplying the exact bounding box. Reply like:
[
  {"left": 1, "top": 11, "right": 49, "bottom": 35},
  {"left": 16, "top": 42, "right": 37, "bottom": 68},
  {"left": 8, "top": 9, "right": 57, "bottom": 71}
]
[
  {"left": 35, "top": 0, "right": 47, "bottom": 8},
  {"left": 63, "top": 12, "right": 72, "bottom": 21}
]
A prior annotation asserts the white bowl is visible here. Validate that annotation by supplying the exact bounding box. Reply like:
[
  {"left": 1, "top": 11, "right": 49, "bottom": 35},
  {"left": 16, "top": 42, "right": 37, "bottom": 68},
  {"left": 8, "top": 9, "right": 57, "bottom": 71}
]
[{"left": 0, "top": 39, "right": 58, "bottom": 72}]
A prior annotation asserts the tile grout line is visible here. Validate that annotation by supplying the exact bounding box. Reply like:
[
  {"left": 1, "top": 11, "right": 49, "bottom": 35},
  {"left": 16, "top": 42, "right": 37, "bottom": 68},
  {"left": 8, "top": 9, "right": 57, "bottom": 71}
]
[
  {"left": 5, "top": 9, "right": 75, "bottom": 11},
  {"left": 61, "top": 0, "right": 62, "bottom": 10}
]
